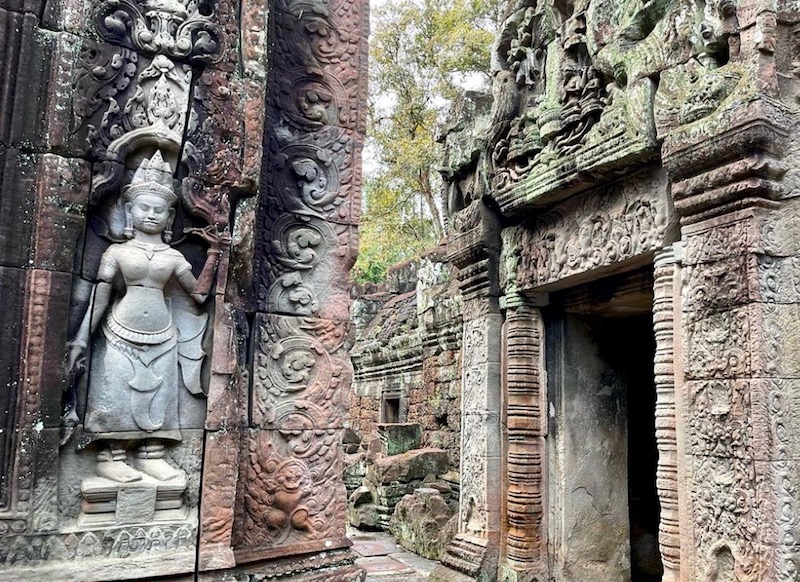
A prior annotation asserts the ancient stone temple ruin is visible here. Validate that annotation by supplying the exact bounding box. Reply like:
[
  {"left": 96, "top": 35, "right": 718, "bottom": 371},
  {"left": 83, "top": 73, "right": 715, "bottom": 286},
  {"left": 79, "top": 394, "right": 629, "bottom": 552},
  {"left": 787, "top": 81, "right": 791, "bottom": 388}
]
[
  {"left": 0, "top": 0, "right": 367, "bottom": 579},
  {"left": 428, "top": 0, "right": 800, "bottom": 580},
  {"left": 4, "top": 0, "right": 800, "bottom": 580}
]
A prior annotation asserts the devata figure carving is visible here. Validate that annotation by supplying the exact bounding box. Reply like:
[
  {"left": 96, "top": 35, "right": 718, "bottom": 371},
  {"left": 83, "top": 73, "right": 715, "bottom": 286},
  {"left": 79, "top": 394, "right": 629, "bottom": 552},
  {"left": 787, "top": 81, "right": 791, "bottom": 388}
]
[{"left": 67, "top": 151, "right": 225, "bottom": 483}]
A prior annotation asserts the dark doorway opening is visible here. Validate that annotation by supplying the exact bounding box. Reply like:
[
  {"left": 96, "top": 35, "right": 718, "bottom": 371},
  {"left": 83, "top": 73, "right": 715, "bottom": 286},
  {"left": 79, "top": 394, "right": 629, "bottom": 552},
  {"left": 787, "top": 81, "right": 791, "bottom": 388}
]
[
  {"left": 382, "top": 397, "right": 400, "bottom": 424},
  {"left": 620, "top": 317, "right": 662, "bottom": 582},
  {"left": 545, "top": 269, "right": 663, "bottom": 581}
]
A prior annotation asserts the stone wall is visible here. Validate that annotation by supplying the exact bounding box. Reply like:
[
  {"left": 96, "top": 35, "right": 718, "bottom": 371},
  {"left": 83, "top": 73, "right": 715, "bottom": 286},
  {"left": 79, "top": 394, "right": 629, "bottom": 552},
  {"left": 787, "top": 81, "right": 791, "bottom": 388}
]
[
  {"left": 0, "top": 0, "right": 368, "bottom": 579},
  {"left": 350, "top": 247, "right": 463, "bottom": 467}
]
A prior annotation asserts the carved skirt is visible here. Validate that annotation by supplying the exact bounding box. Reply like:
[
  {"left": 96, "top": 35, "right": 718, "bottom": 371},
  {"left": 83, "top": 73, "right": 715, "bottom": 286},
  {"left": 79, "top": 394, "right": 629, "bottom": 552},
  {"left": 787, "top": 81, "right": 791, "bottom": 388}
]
[{"left": 84, "top": 322, "right": 182, "bottom": 441}]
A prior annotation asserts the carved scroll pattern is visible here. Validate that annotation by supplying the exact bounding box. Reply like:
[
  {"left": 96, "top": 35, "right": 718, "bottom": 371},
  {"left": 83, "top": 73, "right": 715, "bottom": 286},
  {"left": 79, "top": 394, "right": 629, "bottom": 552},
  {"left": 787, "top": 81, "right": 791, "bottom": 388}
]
[
  {"left": 502, "top": 301, "right": 546, "bottom": 578},
  {"left": 251, "top": 315, "right": 351, "bottom": 430},
  {"left": 255, "top": 0, "right": 366, "bottom": 319},
  {"left": 687, "top": 378, "right": 758, "bottom": 581},
  {"left": 652, "top": 247, "right": 680, "bottom": 580}
]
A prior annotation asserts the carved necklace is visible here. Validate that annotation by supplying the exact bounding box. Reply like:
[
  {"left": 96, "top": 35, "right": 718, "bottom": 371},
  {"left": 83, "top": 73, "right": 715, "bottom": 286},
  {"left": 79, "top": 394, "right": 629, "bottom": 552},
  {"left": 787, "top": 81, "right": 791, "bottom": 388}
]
[{"left": 129, "top": 239, "right": 169, "bottom": 261}]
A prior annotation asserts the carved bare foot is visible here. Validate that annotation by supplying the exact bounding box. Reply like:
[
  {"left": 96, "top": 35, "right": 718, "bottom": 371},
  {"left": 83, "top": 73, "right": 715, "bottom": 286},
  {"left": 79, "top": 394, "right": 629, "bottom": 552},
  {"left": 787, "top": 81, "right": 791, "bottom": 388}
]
[
  {"left": 133, "top": 457, "right": 183, "bottom": 481},
  {"left": 96, "top": 446, "right": 142, "bottom": 483},
  {"left": 96, "top": 459, "right": 143, "bottom": 483},
  {"left": 134, "top": 441, "right": 183, "bottom": 481}
]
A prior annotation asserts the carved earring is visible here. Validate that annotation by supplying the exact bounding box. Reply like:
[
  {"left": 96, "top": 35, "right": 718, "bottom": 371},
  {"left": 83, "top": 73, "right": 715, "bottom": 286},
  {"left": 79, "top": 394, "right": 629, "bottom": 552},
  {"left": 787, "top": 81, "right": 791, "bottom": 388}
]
[
  {"left": 124, "top": 215, "right": 134, "bottom": 239},
  {"left": 163, "top": 229, "right": 173, "bottom": 243}
]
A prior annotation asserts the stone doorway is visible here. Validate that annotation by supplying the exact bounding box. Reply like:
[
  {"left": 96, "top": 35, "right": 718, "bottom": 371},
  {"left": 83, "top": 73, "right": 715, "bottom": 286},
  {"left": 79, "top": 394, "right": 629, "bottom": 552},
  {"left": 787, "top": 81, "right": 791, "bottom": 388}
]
[{"left": 544, "top": 269, "right": 663, "bottom": 581}]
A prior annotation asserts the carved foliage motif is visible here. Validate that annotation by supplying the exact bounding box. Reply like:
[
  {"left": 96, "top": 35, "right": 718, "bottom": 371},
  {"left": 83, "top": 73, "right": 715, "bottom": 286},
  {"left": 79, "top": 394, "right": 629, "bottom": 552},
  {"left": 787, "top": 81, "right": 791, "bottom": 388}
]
[
  {"left": 687, "top": 377, "right": 759, "bottom": 581},
  {"left": 501, "top": 176, "right": 669, "bottom": 292},
  {"left": 0, "top": 524, "right": 195, "bottom": 564},
  {"left": 256, "top": 0, "right": 366, "bottom": 319},
  {"left": 72, "top": 43, "right": 192, "bottom": 160},
  {"left": 256, "top": 211, "right": 355, "bottom": 320},
  {"left": 458, "top": 314, "right": 501, "bottom": 536},
  {"left": 251, "top": 315, "right": 351, "bottom": 429},
  {"left": 684, "top": 307, "right": 751, "bottom": 379},
  {"left": 270, "top": 0, "right": 366, "bottom": 132},
  {"left": 238, "top": 429, "right": 345, "bottom": 550},
  {"left": 265, "top": 128, "right": 360, "bottom": 223},
  {"left": 96, "top": 0, "right": 223, "bottom": 63}
]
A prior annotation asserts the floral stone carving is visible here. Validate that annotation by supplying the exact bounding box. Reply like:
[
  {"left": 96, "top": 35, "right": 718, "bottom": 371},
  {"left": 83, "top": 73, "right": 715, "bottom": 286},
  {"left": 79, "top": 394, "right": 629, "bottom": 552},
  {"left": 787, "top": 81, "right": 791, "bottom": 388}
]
[{"left": 96, "top": 0, "right": 223, "bottom": 64}]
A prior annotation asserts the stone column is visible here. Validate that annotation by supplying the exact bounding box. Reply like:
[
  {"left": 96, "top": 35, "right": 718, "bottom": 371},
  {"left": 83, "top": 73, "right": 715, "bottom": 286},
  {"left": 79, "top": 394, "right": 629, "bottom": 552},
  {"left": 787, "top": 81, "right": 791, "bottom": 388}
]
[
  {"left": 432, "top": 200, "right": 503, "bottom": 582},
  {"left": 657, "top": 7, "right": 800, "bottom": 573},
  {"left": 499, "top": 293, "right": 546, "bottom": 582},
  {"left": 652, "top": 246, "right": 681, "bottom": 581},
  {"left": 226, "top": 0, "right": 368, "bottom": 579}
]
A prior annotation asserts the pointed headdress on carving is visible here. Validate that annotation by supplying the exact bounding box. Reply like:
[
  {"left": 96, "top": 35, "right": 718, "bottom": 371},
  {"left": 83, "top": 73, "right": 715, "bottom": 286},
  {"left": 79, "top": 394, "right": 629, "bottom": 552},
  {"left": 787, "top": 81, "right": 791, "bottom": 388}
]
[{"left": 123, "top": 150, "right": 179, "bottom": 206}]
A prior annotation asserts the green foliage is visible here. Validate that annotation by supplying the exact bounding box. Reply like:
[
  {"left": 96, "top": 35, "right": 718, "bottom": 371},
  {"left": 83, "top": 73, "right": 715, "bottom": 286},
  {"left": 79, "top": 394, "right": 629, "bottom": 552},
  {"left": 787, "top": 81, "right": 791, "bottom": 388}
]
[{"left": 353, "top": 0, "right": 502, "bottom": 283}]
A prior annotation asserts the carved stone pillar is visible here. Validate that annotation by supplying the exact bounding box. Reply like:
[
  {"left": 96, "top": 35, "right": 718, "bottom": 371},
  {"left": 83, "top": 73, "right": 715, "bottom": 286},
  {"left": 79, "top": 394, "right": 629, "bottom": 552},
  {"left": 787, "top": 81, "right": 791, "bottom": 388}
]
[
  {"left": 0, "top": 0, "right": 366, "bottom": 578},
  {"left": 499, "top": 294, "right": 546, "bottom": 582},
  {"left": 431, "top": 200, "right": 503, "bottom": 582},
  {"left": 226, "top": 0, "right": 367, "bottom": 579},
  {"left": 657, "top": 5, "right": 800, "bottom": 574},
  {"left": 652, "top": 246, "right": 681, "bottom": 582}
]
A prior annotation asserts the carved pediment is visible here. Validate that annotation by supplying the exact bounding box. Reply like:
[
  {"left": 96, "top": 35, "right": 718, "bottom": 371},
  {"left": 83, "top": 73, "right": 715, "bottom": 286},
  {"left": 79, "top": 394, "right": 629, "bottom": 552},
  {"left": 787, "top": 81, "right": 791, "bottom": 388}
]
[{"left": 483, "top": 0, "right": 762, "bottom": 214}]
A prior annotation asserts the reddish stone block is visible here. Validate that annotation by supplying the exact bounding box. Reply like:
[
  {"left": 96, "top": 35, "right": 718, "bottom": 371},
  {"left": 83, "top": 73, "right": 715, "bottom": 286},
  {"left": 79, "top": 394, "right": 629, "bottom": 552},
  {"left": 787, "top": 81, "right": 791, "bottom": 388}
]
[
  {"left": 188, "top": 68, "right": 245, "bottom": 187},
  {"left": 242, "top": 77, "right": 266, "bottom": 190},
  {"left": 31, "top": 154, "right": 89, "bottom": 271},
  {"left": 199, "top": 428, "right": 242, "bottom": 571},
  {"left": 261, "top": 124, "right": 363, "bottom": 227},
  {"left": 254, "top": 210, "right": 357, "bottom": 321},
  {"left": 251, "top": 313, "right": 352, "bottom": 430},
  {"left": 0, "top": 150, "right": 89, "bottom": 271},
  {"left": 232, "top": 428, "right": 349, "bottom": 563}
]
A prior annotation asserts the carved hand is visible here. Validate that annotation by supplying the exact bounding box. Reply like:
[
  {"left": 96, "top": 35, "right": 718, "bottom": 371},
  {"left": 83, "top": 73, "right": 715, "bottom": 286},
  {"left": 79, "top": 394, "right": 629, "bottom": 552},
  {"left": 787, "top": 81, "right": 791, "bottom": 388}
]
[
  {"left": 67, "top": 343, "right": 87, "bottom": 376},
  {"left": 184, "top": 225, "right": 231, "bottom": 253}
]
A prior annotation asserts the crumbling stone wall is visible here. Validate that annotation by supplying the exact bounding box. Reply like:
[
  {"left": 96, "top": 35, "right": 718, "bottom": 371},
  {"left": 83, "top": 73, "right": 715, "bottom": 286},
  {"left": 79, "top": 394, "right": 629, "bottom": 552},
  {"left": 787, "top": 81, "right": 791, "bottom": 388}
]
[{"left": 350, "top": 246, "right": 463, "bottom": 467}]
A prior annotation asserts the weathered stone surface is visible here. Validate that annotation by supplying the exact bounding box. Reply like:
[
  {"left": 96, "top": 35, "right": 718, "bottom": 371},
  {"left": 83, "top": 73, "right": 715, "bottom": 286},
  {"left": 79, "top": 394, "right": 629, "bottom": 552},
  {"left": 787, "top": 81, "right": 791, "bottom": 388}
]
[
  {"left": 500, "top": 166, "right": 675, "bottom": 294},
  {"left": 389, "top": 488, "right": 456, "bottom": 560},
  {"left": 255, "top": 210, "right": 357, "bottom": 321},
  {"left": 0, "top": 150, "right": 89, "bottom": 271},
  {"left": 232, "top": 428, "right": 349, "bottom": 563},
  {"left": 0, "top": 12, "right": 78, "bottom": 152},
  {"left": 377, "top": 424, "right": 422, "bottom": 457},
  {"left": 0, "top": 265, "right": 26, "bottom": 510},
  {"left": 251, "top": 314, "right": 352, "bottom": 430},
  {"left": 199, "top": 429, "right": 241, "bottom": 571},
  {"left": 366, "top": 449, "right": 450, "bottom": 487}
]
